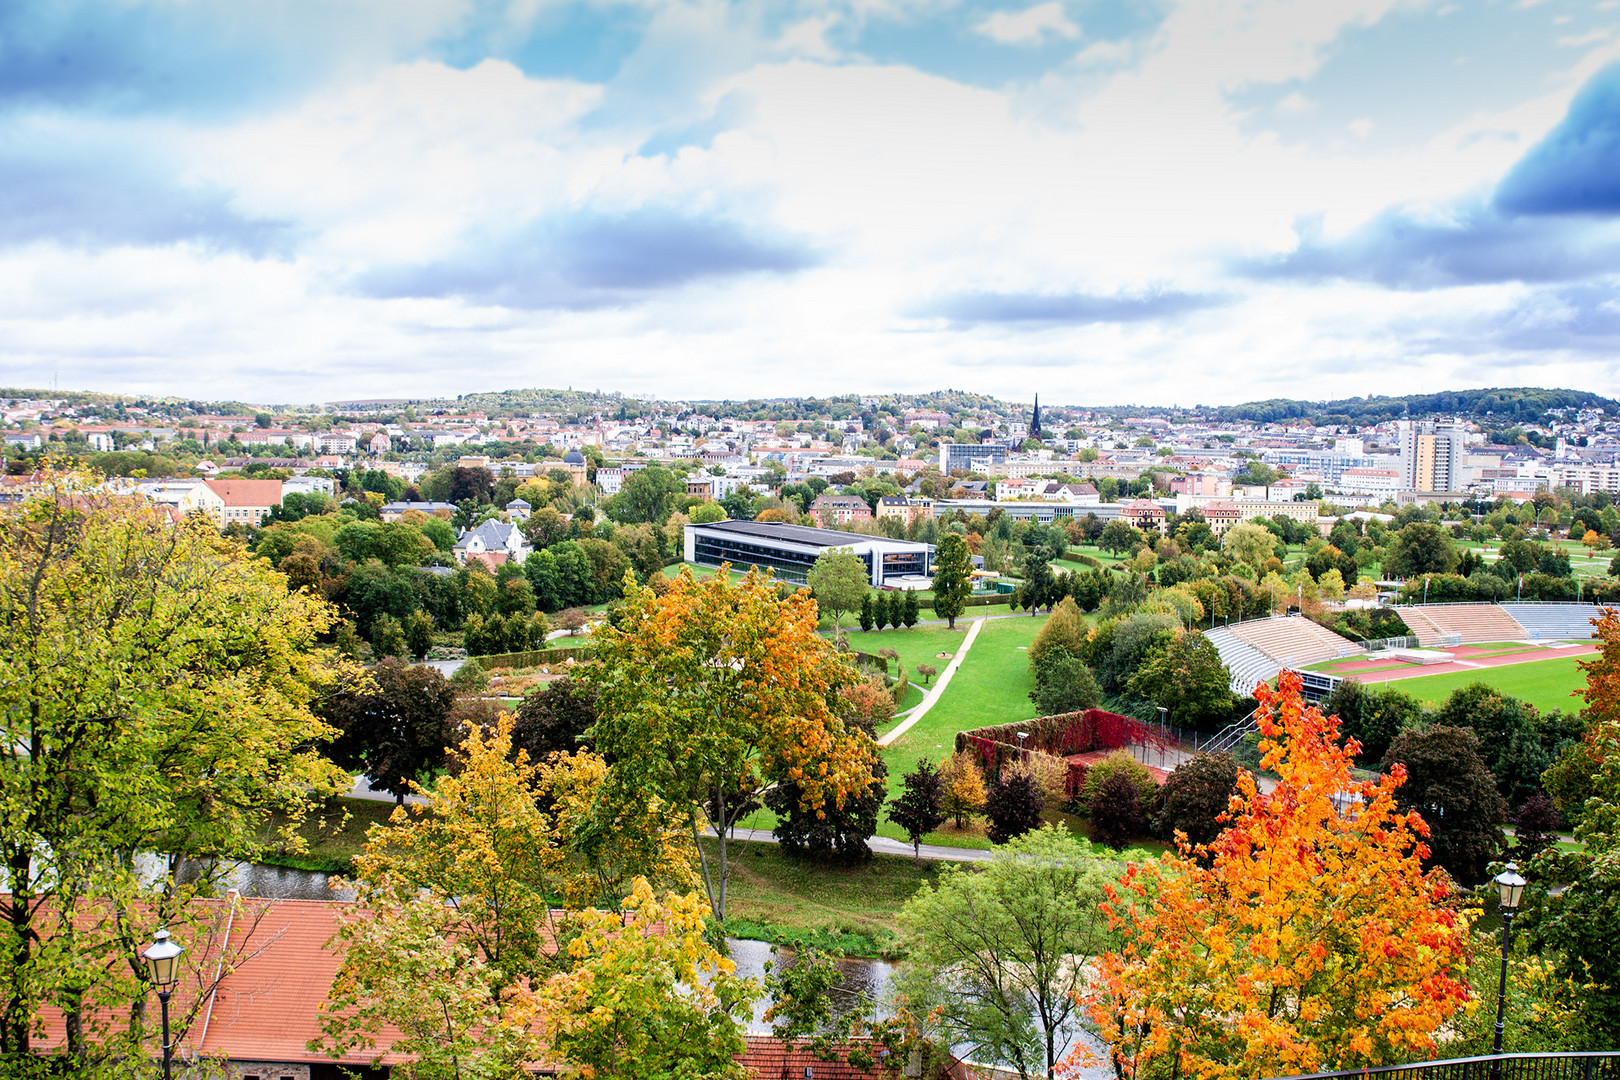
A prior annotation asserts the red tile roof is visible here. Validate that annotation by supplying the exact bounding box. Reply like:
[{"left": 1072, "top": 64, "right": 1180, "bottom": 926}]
[{"left": 204, "top": 478, "right": 284, "bottom": 507}]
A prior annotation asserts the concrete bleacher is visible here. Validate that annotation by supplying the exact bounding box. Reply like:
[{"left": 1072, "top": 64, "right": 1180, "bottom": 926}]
[
  {"left": 1499, "top": 603, "right": 1602, "bottom": 641},
  {"left": 1228, "top": 615, "right": 1358, "bottom": 669},
  {"left": 1203, "top": 625, "right": 1281, "bottom": 695},
  {"left": 1394, "top": 604, "right": 1528, "bottom": 647}
]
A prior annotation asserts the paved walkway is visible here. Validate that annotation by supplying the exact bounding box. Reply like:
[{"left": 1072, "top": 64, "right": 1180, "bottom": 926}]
[{"left": 877, "top": 617, "right": 986, "bottom": 747}]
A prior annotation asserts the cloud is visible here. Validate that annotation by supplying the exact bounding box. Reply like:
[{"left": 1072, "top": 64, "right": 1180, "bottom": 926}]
[
  {"left": 975, "top": 3, "right": 1082, "bottom": 46},
  {"left": 1494, "top": 62, "right": 1620, "bottom": 215},
  {"left": 0, "top": 149, "right": 291, "bottom": 254},
  {"left": 356, "top": 209, "right": 821, "bottom": 309},
  {"left": 916, "top": 288, "right": 1225, "bottom": 327},
  {"left": 1236, "top": 203, "right": 1620, "bottom": 289}
]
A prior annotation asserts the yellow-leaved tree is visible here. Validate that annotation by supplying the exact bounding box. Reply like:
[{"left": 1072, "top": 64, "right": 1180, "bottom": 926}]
[
  {"left": 582, "top": 567, "right": 875, "bottom": 919},
  {"left": 1074, "top": 671, "right": 1475, "bottom": 1080}
]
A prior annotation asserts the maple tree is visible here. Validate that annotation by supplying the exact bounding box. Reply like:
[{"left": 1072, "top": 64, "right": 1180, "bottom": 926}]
[
  {"left": 888, "top": 759, "right": 948, "bottom": 862},
  {"left": 1075, "top": 671, "right": 1474, "bottom": 1080},
  {"left": 581, "top": 566, "right": 874, "bottom": 919}
]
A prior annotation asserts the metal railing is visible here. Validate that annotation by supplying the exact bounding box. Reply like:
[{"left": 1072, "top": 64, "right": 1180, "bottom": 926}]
[
  {"left": 1266, "top": 1052, "right": 1620, "bottom": 1080},
  {"left": 1199, "top": 707, "right": 1260, "bottom": 756}
]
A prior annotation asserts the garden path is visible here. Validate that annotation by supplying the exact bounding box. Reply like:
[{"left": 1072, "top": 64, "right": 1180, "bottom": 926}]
[{"left": 876, "top": 617, "right": 986, "bottom": 748}]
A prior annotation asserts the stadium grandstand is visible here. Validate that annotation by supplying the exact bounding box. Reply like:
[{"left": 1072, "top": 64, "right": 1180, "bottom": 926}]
[
  {"left": 1498, "top": 603, "right": 1602, "bottom": 641},
  {"left": 1395, "top": 603, "right": 1530, "bottom": 647},
  {"left": 1203, "top": 626, "right": 1280, "bottom": 696}
]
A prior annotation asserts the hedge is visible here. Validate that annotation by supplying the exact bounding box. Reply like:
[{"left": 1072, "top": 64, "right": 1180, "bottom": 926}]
[
  {"left": 955, "top": 709, "right": 1174, "bottom": 801},
  {"left": 478, "top": 644, "right": 596, "bottom": 669}
]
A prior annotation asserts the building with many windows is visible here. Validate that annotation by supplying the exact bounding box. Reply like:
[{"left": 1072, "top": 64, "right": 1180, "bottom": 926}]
[{"left": 684, "top": 520, "right": 934, "bottom": 587}]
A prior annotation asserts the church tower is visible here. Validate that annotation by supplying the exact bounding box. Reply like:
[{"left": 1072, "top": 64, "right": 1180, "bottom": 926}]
[{"left": 1030, "top": 393, "right": 1042, "bottom": 440}]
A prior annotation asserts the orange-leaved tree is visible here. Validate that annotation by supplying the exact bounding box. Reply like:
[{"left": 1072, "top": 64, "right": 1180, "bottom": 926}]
[
  {"left": 1072, "top": 671, "right": 1475, "bottom": 1080},
  {"left": 582, "top": 566, "right": 874, "bottom": 920}
]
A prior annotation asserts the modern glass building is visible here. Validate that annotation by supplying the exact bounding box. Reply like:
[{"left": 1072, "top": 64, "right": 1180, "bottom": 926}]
[{"left": 683, "top": 520, "right": 934, "bottom": 587}]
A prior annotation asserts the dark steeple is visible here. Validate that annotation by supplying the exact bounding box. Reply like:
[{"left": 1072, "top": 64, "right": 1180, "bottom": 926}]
[{"left": 1030, "top": 393, "right": 1042, "bottom": 440}]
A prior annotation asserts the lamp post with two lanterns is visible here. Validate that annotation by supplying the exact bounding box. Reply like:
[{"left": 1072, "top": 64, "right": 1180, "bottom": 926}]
[
  {"left": 142, "top": 927, "right": 185, "bottom": 1080},
  {"left": 1490, "top": 862, "right": 1528, "bottom": 1079}
]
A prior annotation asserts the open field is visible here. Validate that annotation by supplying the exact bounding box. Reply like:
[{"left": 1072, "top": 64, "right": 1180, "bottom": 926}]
[
  {"left": 1350, "top": 653, "right": 1588, "bottom": 712},
  {"left": 846, "top": 623, "right": 976, "bottom": 691}
]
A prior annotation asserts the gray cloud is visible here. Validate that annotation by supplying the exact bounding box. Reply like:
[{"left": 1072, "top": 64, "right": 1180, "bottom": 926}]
[
  {"left": 915, "top": 288, "right": 1226, "bottom": 327},
  {"left": 355, "top": 209, "right": 821, "bottom": 309}
]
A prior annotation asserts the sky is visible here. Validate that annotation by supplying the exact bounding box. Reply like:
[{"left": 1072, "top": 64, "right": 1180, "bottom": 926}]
[{"left": 2, "top": 0, "right": 1620, "bottom": 407}]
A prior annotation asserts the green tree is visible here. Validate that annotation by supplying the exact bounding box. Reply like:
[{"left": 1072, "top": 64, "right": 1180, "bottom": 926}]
[
  {"left": 902, "top": 588, "right": 920, "bottom": 628},
  {"left": 369, "top": 612, "right": 409, "bottom": 658},
  {"left": 1383, "top": 725, "right": 1507, "bottom": 884},
  {"left": 858, "top": 592, "right": 875, "bottom": 631},
  {"left": 897, "top": 827, "right": 1118, "bottom": 1080},
  {"left": 0, "top": 482, "right": 347, "bottom": 1066},
  {"left": 931, "top": 533, "right": 973, "bottom": 630},
  {"left": 510, "top": 676, "right": 600, "bottom": 762},
  {"left": 583, "top": 568, "right": 874, "bottom": 919},
  {"left": 1099, "top": 519, "right": 1141, "bottom": 556},
  {"left": 1029, "top": 651, "right": 1102, "bottom": 716},
  {"left": 766, "top": 754, "right": 887, "bottom": 865},
  {"left": 888, "top": 759, "right": 948, "bottom": 862},
  {"left": 1125, "top": 631, "right": 1233, "bottom": 730},
  {"left": 1382, "top": 521, "right": 1460, "bottom": 578},
  {"left": 609, "top": 464, "right": 682, "bottom": 524},
  {"left": 806, "top": 547, "right": 869, "bottom": 638},
  {"left": 1222, "top": 521, "right": 1276, "bottom": 568},
  {"left": 404, "top": 608, "right": 435, "bottom": 660}
]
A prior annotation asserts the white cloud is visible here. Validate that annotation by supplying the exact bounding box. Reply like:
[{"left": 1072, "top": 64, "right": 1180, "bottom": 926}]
[{"left": 975, "top": 2, "right": 1081, "bottom": 46}]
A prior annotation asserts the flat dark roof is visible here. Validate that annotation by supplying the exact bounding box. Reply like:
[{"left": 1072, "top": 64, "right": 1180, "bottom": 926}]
[{"left": 691, "top": 519, "right": 881, "bottom": 549}]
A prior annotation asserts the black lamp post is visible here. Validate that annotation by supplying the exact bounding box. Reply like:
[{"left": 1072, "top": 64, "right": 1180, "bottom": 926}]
[
  {"left": 1490, "top": 863, "right": 1527, "bottom": 1076},
  {"left": 142, "top": 927, "right": 184, "bottom": 1080}
]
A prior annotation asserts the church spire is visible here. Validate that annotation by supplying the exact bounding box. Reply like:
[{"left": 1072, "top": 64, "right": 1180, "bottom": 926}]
[{"left": 1031, "top": 393, "right": 1042, "bottom": 440}]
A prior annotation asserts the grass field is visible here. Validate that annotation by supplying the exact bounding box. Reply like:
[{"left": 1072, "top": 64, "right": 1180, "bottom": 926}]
[
  {"left": 259, "top": 796, "right": 399, "bottom": 874},
  {"left": 845, "top": 623, "right": 976, "bottom": 696},
  {"left": 880, "top": 613, "right": 1050, "bottom": 779},
  {"left": 1356, "top": 654, "right": 1588, "bottom": 712}
]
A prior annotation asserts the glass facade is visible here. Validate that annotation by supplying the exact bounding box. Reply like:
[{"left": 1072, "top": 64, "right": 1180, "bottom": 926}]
[{"left": 692, "top": 533, "right": 874, "bottom": 584}]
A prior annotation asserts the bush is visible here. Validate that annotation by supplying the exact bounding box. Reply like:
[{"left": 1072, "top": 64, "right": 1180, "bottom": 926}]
[
  {"left": 1155, "top": 751, "right": 1242, "bottom": 847},
  {"left": 510, "top": 676, "right": 599, "bottom": 762},
  {"left": 839, "top": 677, "right": 896, "bottom": 735},
  {"left": 1082, "top": 751, "right": 1158, "bottom": 813},
  {"left": 1090, "top": 770, "right": 1148, "bottom": 849},
  {"left": 1006, "top": 752, "right": 1070, "bottom": 811},
  {"left": 370, "top": 613, "right": 409, "bottom": 659},
  {"left": 984, "top": 771, "right": 1043, "bottom": 844},
  {"left": 1512, "top": 792, "right": 1562, "bottom": 864},
  {"left": 449, "top": 656, "right": 489, "bottom": 692}
]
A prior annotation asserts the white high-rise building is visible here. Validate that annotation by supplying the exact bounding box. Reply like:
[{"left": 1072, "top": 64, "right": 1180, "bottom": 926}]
[{"left": 1397, "top": 420, "right": 1468, "bottom": 492}]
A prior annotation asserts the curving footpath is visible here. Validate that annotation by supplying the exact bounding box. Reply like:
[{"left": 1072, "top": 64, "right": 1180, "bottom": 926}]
[{"left": 876, "top": 617, "right": 985, "bottom": 748}]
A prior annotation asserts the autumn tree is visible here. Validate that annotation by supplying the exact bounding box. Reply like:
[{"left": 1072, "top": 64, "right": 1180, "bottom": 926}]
[
  {"left": 767, "top": 753, "right": 887, "bottom": 866},
  {"left": 888, "top": 759, "right": 948, "bottom": 862},
  {"left": 1078, "top": 672, "right": 1474, "bottom": 1079},
  {"left": 582, "top": 567, "right": 874, "bottom": 919},
  {"left": 509, "top": 676, "right": 600, "bottom": 761},
  {"left": 898, "top": 827, "right": 1118, "bottom": 1080},
  {"left": 318, "top": 717, "right": 557, "bottom": 1077},
  {"left": 940, "top": 749, "right": 988, "bottom": 828},
  {"left": 0, "top": 481, "right": 348, "bottom": 1067},
  {"left": 320, "top": 658, "right": 459, "bottom": 804},
  {"left": 932, "top": 533, "right": 973, "bottom": 629}
]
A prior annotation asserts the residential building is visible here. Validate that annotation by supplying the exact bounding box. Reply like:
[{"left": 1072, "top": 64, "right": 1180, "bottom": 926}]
[
  {"left": 875, "top": 496, "right": 934, "bottom": 524},
  {"left": 1335, "top": 467, "right": 1402, "bottom": 498},
  {"left": 452, "top": 519, "right": 531, "bottom": 565},
  {"left": 195, "top": 478, "right": 284, "bottom": 528},
  {"left": 1121, "top": 498, "right": 1167, "bottom": 534},
  {"left": 368, "top": 432, "right": 391, "bottom": 454},
  {"left": 317, "top": 432, "right": 358, "bottom": 455},
  {"left": 810, "top": 493, "right": 874, "bottom": 526},
  {"left": 380, "top": 500, "right": 454, "bottom": 521},
  {"left": 596, "top": 467, "right": 625, "bottom": 495},
  {"left": 1397, "top": 419, "right": 1468, "bottom": 492}
]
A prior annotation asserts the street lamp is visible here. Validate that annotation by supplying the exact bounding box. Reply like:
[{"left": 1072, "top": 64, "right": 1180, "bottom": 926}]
[
  {"left": 1016, "top": 730, "right": 1028, "bottom": 758},
  {"left": 1490, "top": 863, "right": 1528, "bottom": 1074},
  {"left": 142, "top": 927, "right": 184, "bottom": 1080}
]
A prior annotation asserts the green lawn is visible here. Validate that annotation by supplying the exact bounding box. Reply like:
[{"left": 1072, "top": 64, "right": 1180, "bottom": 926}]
[
  {"left": 880, "top": 614, "right": 1050, "bottom": 779},
  {"left": 845, "top": 623, "right": 976, "bottom": 704},
  {"left": 1356, "top": 654, "right": 1588, "bottom": 712},
  {"left": 258, "top": 796, "right": 400, "bottom": 874}
]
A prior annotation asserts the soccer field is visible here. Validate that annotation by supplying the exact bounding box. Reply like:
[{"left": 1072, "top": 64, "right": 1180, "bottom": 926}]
[{"left": 1358, "top": 654, "right": 1588, "bottom": 713}]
